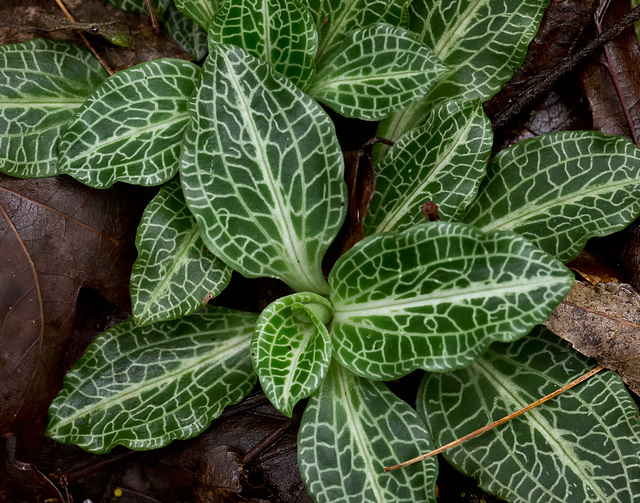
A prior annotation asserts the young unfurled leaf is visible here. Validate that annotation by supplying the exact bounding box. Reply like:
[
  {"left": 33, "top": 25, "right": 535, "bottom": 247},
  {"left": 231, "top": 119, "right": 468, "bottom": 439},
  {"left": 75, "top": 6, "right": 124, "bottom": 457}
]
[
  {"left": 375, "top": 0, "right": 549, "bottom": 148},
  {"left": 302, "top": 0, "right": 410, "bottom": 68},
  {"left": 130, "top": 177, "right": 232, "bottom": 327},
  {"left": 208, "top": 0, "right": 317, "bottom": 89},
  {"left": 366, "top": 100, "right": 491, "bottom": 234},
  {"left": 0, "top": 39, "right": 108, "bottom": 178},
  {"left": 545, "top": 280, "right": 640, "bottom": 396},
  {"left": 180, "top": 44, "right": 346, "bottom": 295},
  {"left": 298, "top": 361, "right": 438, "bottom": 503},
  {"left": 47, "top": 306, "right": 258, "bottom": 453},
  {"left": 329, "top": 222, "right": 573, "bottom": 380},
  {"left": 58, "top": 59, "right": 199, "bottom": 188},
  {"left": 417, "top": 328, "right": 640, "bottom": 503},
  {"left": 252, "top": 292, "right": 333, "bottom": 417},
  {"left": 307, "top": 23, "right": 447, "bottom": 121},
  {"left": 175, "top": 0, "right": 222, "bottom": 29},
  {"left": 463, "top": 131, "right": 640, "bottom": 263}
]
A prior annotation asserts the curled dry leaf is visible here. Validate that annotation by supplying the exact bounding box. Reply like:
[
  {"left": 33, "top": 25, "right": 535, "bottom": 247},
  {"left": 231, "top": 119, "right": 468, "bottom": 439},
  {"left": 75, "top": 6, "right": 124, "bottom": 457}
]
[{"left": 545, "top": 280, "right": 640, "bottom": 395}]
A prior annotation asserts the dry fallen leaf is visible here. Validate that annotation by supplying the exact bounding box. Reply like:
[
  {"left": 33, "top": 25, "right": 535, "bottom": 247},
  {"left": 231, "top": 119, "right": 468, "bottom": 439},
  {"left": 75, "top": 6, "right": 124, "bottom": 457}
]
[{"left": 545, "top": 280, "right": 640, "bottom": 395}]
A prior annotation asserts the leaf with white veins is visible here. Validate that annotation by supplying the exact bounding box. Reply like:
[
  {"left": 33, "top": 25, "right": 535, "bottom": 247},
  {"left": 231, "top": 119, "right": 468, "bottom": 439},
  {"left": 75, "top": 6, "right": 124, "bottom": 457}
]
[
  {"left": 180, "top": 44, "right": 346, "bottom": 295},
  {"left": 298, "top": 360, "right": 438, "bottom": 503},
  {"left": 47, "top": 306, "right": 257, "bottom": 453},
  {"left": 463, "top": 131, "right": 640, "bottom": 263},
  {"left": 0, "top": 39, "right": 108, "bottom": 178},
  {"left": 252, "top": 292, "right": 332, "bottom": 417},
  {"left": 130, "top": 177, "right": 232, "bottom": 327},
  {"left": 307, "top": 23, "right": 447, "bottom": 121},
  {"left": 329, "top": 222, "right": 573, "bottom": 380}
]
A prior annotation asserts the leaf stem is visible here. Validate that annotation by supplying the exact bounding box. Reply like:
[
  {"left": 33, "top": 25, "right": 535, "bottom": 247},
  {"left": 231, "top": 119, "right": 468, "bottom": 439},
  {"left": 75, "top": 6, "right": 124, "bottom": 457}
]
[
  {"left": 53, "top": 0, "right": 114, "bottom": 76},
  {"left": 384, "top": 364, "right": 604, "bottom": 472}
]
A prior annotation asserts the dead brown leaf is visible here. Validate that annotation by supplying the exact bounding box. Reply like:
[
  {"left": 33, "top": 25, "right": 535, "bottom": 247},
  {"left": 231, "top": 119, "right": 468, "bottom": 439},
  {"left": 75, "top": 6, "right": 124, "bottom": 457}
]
[
  {"left": 0, "top": 175, "right": 148, "bottom": 443},
  {"left": 545, "top": 280, "right": 640, "bottom": 395}
]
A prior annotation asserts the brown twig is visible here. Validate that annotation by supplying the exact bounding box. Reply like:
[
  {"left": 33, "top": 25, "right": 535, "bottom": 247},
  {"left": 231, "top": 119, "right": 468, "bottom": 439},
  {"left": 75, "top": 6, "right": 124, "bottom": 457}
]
[
  {"left": 384, "top": 365, "right": 604, "bottom": 472},
  {"left": 144, "top": 0, "right": 162, "bottom": 34},
  {"left": 53, "top": 0, "right": 114, "bottom": 75},
  {"left": 491, "top": 4, "right": 640, "bottom": 130}
]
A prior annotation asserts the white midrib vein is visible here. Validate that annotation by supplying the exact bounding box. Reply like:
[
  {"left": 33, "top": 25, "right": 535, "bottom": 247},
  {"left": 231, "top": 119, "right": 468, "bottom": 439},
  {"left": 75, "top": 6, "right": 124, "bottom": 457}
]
[
  {"left": 281, "top": 324, "right": 314, "bottom": 405},
  {"left": 311, "top": 69, "right": 428, "bottom": 94},
  {"left": 333, "top": 277, "right": 559, "bottom": 318},
  {"left": 315, "top": 0, "right": 359, "bottom": 67},
  {"left": 433, "top": 0, "right": 486, "bottom": 59},
  {"left": 221, "top": 51, "right": 315, "bottom": 290},
  {"left": 338, "top": 367, "right": 387, "bottom": 501},
  {"left": 375, "top": 114, "right": 474, "bottom": 232},
  {"left": 474, "top": 358, "right": 608, "bottom": 502},
  {"left": 52, "top": 336, "right": 251, "bottom": 429},
  {"left": 476, "top": 177, "right": 638, "bottom": 232}
]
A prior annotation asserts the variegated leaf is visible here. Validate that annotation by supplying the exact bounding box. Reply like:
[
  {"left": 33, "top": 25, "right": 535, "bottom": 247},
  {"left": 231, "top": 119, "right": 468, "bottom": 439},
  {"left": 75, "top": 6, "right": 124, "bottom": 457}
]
[
  {"left": 463, "top": 131, "right": 640, "bottom": 263},
  {"left": 46, "top": 306, "right": 258, "bottom": 454},
  {"left": 329, "top": 222, "right": 573, "bottom": 380},
  {"left": 366, "top": 100, "right": 491, "bottom": 234},
  {"left": 375, "top": 0, "right": 549, "bottom": 149},
  {"left": 252, "top": 292, "right": 332, "bottom": 417},
  {"left": 180, "top": 44, "right": 346, "bottom": 295},
  {"left": 307, "top": 23, "right": 447, "bottom": 121},
  {"left": 302, "top": 0, "right": 410, "bottom": 69},
  {"left": 164, "top": 4, "right": 209, "bottom": 61},
  {"left": 418, "top": 328, "right": 640, "bottom": 503},
  {"left": 208, "top": 0, "right": 317, "bottom": 89},
  {"left": 106, "top": 0, "right": 172, "bottom": 17},
  {"left": 298, "top": 360, "right": 438, "bottom": 503},
  {"left": 58, "top": 59, "right": 199, "bottom": 188},
  {"left": 175, "top": 0, "right": 222, "bottom": 29},
  {"left": 130, "top": 177, "right": 232, "bottom": 327},
  {"left": 0, "top": 38, "right": 108, "bottom": 178}
]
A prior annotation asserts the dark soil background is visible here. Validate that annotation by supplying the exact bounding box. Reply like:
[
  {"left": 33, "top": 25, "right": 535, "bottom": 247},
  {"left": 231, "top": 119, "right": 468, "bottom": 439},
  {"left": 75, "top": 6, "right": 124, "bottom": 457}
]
[{"left": 3, "top": 0, "right": 640, "bottom": 502}]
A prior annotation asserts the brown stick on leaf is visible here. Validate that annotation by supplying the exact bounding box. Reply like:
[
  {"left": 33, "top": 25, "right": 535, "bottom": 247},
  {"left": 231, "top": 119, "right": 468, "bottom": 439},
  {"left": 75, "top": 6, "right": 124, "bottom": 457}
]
[{"left": 384, "top": 365, "right": 604, "bottom": 472}]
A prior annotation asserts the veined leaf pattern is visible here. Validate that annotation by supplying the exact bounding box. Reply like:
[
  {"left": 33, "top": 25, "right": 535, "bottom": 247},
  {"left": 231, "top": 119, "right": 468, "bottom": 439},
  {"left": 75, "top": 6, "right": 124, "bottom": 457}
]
[
  {"left": 366, "top": 100, "right": 491, "bottom": 234},
  {"left": 298, "top": 361, "right": 438, "bottom": 503},
  {"left": 307, "top": 23, "right": 447, "bottom": 121},
  {"left": 164, "top": 4, "right": 209, "bottom": 61},
  {"left": 58, "top": 59, "right": 199, "bottom": 188},
  {"left": 302, "top": 0, "right": 410, "bottom": 68},
  {"left": 463, "top": 131, "right": 640, "bottom": 263},
  {"left": 417, "top": 328, "right": 640, "bottom": 503},
  {"left": 0, "top": 38, "right": 108, "bottom": 178},
  {"left": 375, "top": 0, "right": 549, "bottom": 147},
  {"left": 130, "top": 177, "right": 232, "bottom": 327},
  {"left": 106, "top": 0, "right": 172, "bottom": 17},
  {"left": 47, "top": 306, "right": 257, "bottom": 454},
  {"left": 180, "top": 44, "right": 346, "bottom": 295},
  {"left": 175, "top": 0, "right": 223, "bottom": 29},
  {"left": 208, "top": 0, "right": 317, "bottom": 89},
  {"left": 329, "top": 222, "right": 573, "bottom": 380},
  {"left": 252, "top": 292, "right": 333, "bottom": 417}
]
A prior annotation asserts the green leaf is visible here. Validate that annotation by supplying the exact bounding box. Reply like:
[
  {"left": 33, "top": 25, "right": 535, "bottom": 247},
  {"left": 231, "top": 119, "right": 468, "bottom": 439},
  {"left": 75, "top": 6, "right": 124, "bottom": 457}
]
[
  {"left": 0, "top": 38, "right": 108, "bottom": 178},
  {"left": 252, "top": 292, "right": 332, "bottom": 417},
  {"left": 106, "top": 0, "right": 172, "bottom": 17},
  {"left": 302, "top": 0, "right": 410, "bottom": 68},
  {"left": 462, "top": 131, "right": 640, "bottom": 263},
  {"left": 208, "top": 0, "right": 317, "bottom": 90},
  {"left": 366, "top": 100, "right": 492, "bottom": 234},
  {"left": 164, "top": 4, "right": 209, "bottom": 61},
  {"left": 47, "top": 306, "right": 257, "bottom": 454},
  {"left": 58, "top": 58, "right": 198, "bottom": 188},
  {"left": 375, "top": 0, "right": 549, "bottom": 147},
  {"left": 417, "top": 328, "right": 640, "bottom": 503},
  {"left": 329, "top": 222, "right": 573, "bottom": 380},
  {"left": 130, "top": 177, "right": 232, "bottom": 327},
  {"left": 307, "top": 23, "right": 447, "bottom": 121},
  {"left": 180, "top": 44, "right": 346, "bottom": 295},
  {"left": 298, "top": 360, "right": 438, "bottom": 503},
  {"left": 175, "top": 0, "right": 222, "bottom": 29}
]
